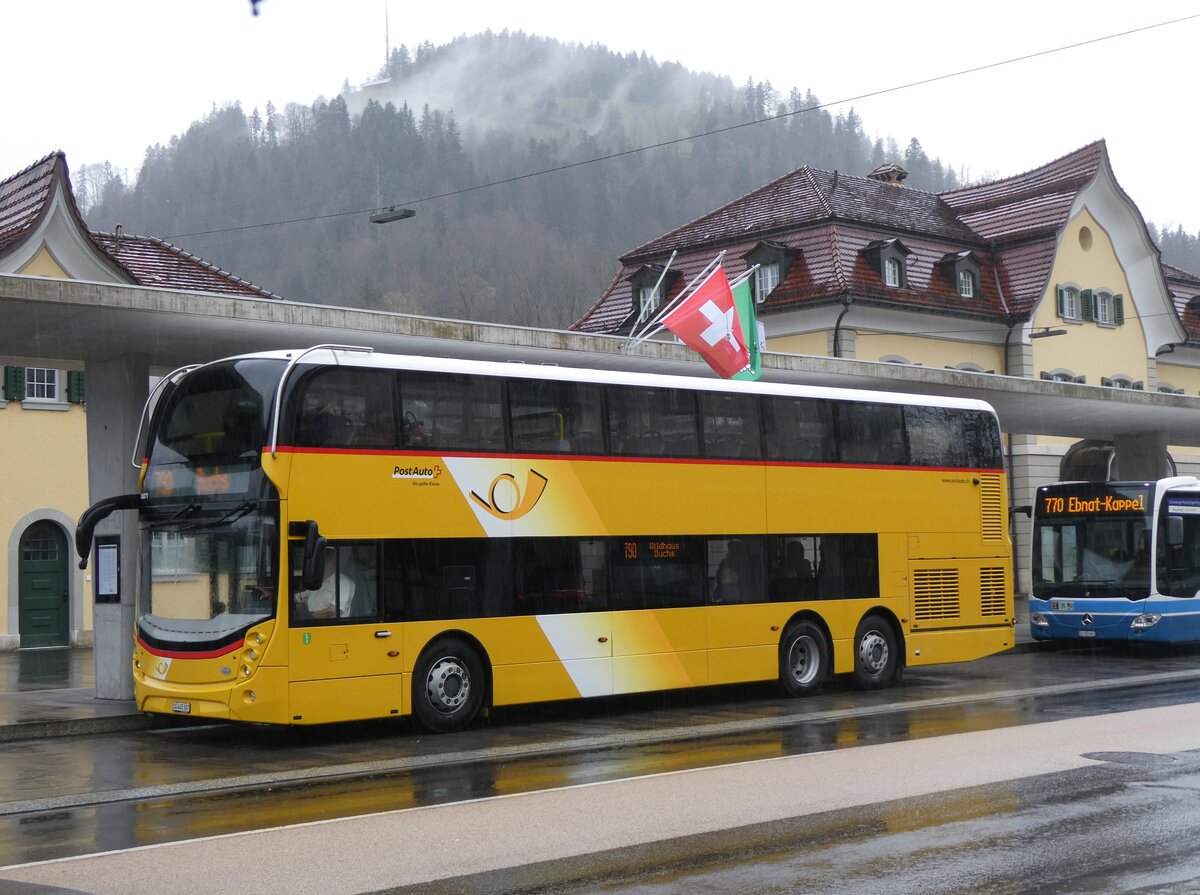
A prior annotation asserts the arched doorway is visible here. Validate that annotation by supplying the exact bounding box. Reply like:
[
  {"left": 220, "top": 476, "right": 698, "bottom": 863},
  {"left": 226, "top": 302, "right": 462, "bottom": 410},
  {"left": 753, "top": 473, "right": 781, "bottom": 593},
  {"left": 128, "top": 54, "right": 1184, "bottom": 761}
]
[{"left": 18, "top": 521, "right": 69, "bottom": 648}]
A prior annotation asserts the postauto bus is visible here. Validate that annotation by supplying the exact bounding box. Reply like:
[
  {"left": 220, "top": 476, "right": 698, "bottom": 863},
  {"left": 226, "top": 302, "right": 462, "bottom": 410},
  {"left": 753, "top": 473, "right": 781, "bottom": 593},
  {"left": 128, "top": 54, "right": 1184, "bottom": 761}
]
[
  {"left": 77, "top": 345, "right": 1015, "bottom": 732},
  {"left": 1030, "top": 477, "right": 1200, "bottom": 642}
]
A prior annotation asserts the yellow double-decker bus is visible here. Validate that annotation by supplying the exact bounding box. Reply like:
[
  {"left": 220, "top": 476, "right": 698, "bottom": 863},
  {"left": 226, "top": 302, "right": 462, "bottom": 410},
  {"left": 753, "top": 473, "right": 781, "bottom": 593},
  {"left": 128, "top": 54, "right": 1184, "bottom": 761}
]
[{"left": 77, "top": 345, "right": 1014, "bottom": 732}]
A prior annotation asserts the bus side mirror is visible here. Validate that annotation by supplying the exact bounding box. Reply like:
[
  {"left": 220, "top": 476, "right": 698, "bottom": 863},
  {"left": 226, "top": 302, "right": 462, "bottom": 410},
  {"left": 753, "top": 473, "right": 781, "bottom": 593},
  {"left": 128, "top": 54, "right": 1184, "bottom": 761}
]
[
  {"left": 1010, "top": 505, "right": 1032, "bottom": 519},
  {"left": 1169, "top": 515, "right": 1185, "bottom": 547},
  {"left": 301, "top": 521, "right": 327, "bottom": 591}
]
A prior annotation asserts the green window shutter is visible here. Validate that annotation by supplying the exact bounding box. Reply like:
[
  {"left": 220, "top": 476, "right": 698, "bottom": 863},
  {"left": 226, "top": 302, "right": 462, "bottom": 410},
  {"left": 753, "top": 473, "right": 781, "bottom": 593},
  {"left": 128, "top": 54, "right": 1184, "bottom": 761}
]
[
  {"left": 1040, "top": 371, "right": 1053, "bottom": 381},
  {"left": 1113, "top": 294, "right": 1125, "bottom": 326},
  {"left": 1101, "top": 376, "right": 1113, "bottom": 387},
  {"left": 1056, "top": 286, "right": 1066, "bottom": 318},
  {"left": 67, "top": 371, "right": 86, "bottom": 404},
  {"left": 1074, "top": 375, "right": 1087, "bottom": 384},
  {"left": 1080, "top": 289, "right": 1094, "bottom": 322},
  {"left": 3, "top": 366, "right": 25, "bottom": 401},
  {"left": 1132, "top": 381, "right": 1144, "bottom": 390}
]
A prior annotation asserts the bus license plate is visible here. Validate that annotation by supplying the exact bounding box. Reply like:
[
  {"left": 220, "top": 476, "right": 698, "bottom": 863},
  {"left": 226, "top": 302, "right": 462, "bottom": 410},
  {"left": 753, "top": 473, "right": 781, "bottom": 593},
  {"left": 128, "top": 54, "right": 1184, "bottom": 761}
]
[
  {"left": 1078, "top": 631, "right": 1096, "bottom": 638},
  {"left": 171, "top": 701, "right": 192, "bottom": 714}
]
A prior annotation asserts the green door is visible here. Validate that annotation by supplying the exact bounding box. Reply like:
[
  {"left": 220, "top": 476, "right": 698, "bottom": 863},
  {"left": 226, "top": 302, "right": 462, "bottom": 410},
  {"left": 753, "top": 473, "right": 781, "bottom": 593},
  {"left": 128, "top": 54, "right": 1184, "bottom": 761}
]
[{"left": 18, "top": 522, "right": 69, "bottom": 648}]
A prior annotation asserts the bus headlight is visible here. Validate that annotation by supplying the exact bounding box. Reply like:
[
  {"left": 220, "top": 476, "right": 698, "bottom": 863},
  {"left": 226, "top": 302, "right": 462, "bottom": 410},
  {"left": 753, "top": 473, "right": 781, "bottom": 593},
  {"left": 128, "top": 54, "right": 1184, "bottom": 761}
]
[
  {"left": 1030, "top": 612, "right": 1050, "bottom": 628},
  {"left": 1131, "top": 613, "right": 1162, "bottom": 630}
]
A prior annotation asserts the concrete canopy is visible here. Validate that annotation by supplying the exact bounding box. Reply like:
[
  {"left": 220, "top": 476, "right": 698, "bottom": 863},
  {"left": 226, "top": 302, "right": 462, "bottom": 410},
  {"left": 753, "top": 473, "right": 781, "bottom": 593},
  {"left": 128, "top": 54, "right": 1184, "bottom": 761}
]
[{"left": 3, "top": 272, "right": 1200, "bottom": 447}]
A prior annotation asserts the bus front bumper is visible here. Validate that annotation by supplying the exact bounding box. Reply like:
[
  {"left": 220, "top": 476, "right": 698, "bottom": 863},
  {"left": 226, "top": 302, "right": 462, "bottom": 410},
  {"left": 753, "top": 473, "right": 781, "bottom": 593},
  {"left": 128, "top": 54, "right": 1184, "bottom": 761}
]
[{"left": 134, "top": 664, "right": 290, "bottom": 724}]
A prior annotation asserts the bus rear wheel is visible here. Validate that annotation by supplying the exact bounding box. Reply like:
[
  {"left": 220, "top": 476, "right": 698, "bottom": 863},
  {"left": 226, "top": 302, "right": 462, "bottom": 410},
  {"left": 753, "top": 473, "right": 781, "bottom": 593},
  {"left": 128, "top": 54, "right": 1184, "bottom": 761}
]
[
  {"left": 853, "top": 614, "right": 898, "bottom": 689},
  {"left": 413, "top": 638, "right": 486, "bottom": 733},
  {"left": 779, "top": 621, "right": 828, "bottom": 696}
]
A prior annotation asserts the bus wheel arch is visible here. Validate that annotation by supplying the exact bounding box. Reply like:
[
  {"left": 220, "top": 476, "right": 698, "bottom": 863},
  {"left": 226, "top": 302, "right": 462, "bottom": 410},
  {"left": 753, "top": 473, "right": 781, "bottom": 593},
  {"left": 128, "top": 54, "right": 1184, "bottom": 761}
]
[
  {"left": 778, "top": 612, "right": 831, "bottom": 696},
  {"left": 852, "top": 609, "right": 903, "bottom": 690},
  {"left": 411, "top": 632, "right": 491, "bottom": 733}
]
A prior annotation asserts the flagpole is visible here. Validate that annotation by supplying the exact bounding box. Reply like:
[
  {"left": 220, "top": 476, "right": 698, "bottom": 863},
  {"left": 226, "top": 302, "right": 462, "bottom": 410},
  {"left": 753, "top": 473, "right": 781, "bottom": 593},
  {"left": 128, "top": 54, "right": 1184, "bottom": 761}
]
[
  {"left": 728, "top": 263, "right": 759, "bottom": 290},
  {"left": 629, "top": 250, "right": 726, "bottom": 345}
]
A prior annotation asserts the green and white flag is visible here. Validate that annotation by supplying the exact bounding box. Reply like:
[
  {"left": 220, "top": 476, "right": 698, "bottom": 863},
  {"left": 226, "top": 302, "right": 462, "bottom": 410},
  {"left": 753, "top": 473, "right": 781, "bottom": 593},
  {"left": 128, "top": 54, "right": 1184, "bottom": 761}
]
[{"left": 731, "top": 278, "right": 763, "bottom": 382}]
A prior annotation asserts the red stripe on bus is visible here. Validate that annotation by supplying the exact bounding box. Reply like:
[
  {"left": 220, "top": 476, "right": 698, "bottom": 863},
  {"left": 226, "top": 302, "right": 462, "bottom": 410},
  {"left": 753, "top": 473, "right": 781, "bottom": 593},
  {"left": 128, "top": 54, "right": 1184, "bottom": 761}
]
[
  {"left": 269, "top": 445, "right": 1001, "bottom": 475},
  {"left": 137, "top": 637, "right": 244, "bottom": 660}
]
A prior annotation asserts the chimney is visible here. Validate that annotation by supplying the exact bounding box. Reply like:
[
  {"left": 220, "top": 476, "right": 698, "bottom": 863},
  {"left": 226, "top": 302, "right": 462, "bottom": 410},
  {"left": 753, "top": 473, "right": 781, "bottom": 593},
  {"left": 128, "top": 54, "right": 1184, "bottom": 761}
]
[{"left": 867, "top": 163, "right": 908, "bottom": 187}]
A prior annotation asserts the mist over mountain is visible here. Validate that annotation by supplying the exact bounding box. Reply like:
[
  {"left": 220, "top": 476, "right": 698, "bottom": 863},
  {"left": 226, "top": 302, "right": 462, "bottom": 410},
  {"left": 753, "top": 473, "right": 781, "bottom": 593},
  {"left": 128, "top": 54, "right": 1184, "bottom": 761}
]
[{"left": 80, "top": 30, "right": 971, "bottom": 326}]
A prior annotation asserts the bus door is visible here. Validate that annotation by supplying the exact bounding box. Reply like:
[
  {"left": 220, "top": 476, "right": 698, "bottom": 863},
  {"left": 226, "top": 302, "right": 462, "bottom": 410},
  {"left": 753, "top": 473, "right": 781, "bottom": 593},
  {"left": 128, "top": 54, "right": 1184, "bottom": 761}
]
[{"left": 287, "top": 542, "right": 402, "bottom": 723}]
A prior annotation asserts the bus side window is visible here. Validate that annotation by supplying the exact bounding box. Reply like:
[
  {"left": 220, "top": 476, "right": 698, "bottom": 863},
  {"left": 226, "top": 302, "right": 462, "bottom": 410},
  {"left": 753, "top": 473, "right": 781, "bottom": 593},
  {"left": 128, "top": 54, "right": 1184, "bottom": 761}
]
[
  {"left": 699, "top": 392, "right": 762, "bottom": 459},
  {"left": 762, "top": 397, "right": 835, "bottom": 462},
  {"left": 401, "top": 372, "right": 505, "bottom": 452},
  {"left": 837, "top": 402, "right": 906, "bottom": 465}
]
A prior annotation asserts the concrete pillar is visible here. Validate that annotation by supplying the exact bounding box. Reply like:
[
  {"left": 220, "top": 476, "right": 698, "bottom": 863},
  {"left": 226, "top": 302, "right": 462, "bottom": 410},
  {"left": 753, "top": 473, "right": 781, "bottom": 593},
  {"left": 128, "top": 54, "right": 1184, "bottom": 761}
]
[
  {"left": 827, "top": 328, "right": 857, "bottom": 359},
  {"left": 84, "top": 354, "right": 149, "bottom": 701},
  {"left": 1113, "top": 432, "right": 1172, "bottom": 480}
]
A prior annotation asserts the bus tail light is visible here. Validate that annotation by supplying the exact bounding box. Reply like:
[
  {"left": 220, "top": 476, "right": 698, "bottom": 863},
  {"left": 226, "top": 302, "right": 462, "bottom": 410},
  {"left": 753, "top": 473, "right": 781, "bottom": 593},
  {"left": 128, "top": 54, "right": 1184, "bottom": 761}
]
[{"left": 1132, "top": 613, "right": 1162, "bottom": 630}]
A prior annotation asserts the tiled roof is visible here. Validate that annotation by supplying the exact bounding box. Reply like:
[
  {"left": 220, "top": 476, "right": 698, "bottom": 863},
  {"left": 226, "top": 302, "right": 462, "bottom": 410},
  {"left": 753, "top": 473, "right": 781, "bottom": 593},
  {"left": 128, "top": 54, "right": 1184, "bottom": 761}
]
[
  {"left": 0, "top": 152, "right": 71, "bottom": 255},
  {"left": 0, "top": 152, "right": 281, "bottom": 299},
  {"left": 940, "top": 142, "right": 1104, "bottom": 244},
  {"left": 90, "top": 232, "right": 281, "bottom": 300},
  {"left": 625, "top": 167, "right": 980, "bottom": 261},
  {"left": 574, "top": 222, "right": 1013, "bottom": 335},
  {"left": 575, "top": 143, "right": 1121, "bottom": 334},
  {"left": 1163, "top": 263, "right": 1200, "bottom": 342}
]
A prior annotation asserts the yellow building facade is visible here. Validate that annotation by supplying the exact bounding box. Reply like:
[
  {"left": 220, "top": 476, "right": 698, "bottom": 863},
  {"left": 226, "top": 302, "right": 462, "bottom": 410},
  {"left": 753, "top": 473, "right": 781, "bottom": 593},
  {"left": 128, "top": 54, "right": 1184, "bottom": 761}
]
[{"left": 0, "top": 152, "right": 281, "bottom": 649}]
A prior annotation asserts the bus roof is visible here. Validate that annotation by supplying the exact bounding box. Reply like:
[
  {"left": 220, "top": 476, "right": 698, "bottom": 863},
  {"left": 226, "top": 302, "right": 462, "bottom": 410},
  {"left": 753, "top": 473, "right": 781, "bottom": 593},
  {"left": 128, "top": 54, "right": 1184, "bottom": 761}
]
[{"left": 212, "top": 346, "right": 1000, "bottom": 415}]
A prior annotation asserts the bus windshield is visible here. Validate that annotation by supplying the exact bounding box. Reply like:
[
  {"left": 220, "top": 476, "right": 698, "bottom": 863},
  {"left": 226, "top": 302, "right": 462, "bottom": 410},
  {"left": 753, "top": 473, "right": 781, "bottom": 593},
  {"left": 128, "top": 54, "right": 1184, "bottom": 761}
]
[
  {"left": 143, "top": 358, "right": 285, "bottom": 500},
  {"left": 137, "top": 504, "right": 279, "bottom": 651},
  {"left": 1032, "top": 484, "right": 1153, "bottom": 599}
]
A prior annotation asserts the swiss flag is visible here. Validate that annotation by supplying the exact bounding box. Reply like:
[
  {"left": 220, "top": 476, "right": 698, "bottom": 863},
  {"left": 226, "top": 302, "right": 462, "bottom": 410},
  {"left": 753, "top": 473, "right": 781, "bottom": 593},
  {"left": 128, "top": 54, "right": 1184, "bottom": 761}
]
[{"left": 661, "top": 266, "right": 751, "bottom": 378}]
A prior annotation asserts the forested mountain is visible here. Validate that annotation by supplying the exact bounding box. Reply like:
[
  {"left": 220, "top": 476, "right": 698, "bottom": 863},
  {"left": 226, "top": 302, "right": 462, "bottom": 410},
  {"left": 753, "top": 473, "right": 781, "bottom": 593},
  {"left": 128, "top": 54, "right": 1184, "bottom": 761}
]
[
  {"left": 79, "top": 31, "right": 971, "bottom": 327},
  {"left": 1150, "top": 224, "right": 1200, "bottom": 278}
]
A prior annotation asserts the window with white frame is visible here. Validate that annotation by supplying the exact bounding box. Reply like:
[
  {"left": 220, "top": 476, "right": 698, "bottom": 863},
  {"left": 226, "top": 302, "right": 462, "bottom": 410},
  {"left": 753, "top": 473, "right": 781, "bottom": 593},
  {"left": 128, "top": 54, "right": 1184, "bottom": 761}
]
[
  {"left": 754, "top": 263, "right": 780, "bottom": 304},
  {"left": 1057, "top": 286, "right": 1081, "bottom": 321},
  {"left": 24, "top": 368, "right": 61, "bottom": 402},
  {"left": 1094, "top": 291, "right": 1114, "bottom": 324},
  {"left": 958, "top": 270, "right": 976, "bottom": 298},
  {"left": 638, "top": 285, "right": 660, "bottom": 320},
  {"left": 884, "top": 258, "right": 902, "bottom": 288}
]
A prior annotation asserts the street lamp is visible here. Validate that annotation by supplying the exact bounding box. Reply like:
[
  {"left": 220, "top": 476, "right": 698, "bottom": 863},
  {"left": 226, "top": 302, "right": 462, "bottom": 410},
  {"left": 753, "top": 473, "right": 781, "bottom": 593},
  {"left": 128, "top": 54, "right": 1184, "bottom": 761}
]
[{"left": 370, "top": 206, "right": 416, "bottom": 224}]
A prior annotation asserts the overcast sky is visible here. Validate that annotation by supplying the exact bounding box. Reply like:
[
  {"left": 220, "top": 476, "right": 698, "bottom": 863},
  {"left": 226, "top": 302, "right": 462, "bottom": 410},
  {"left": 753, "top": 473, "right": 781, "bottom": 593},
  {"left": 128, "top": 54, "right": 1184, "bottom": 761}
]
[{"left": 5, "top": 1, "right": 1200, "bottom": 232}]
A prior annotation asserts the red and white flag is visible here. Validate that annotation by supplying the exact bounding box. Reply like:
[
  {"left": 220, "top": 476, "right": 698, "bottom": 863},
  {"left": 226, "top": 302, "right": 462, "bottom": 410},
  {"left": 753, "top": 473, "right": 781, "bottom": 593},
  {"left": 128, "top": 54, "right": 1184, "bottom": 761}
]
[{"left": 661, "top": 266, "right": 751, "bottom": 378}]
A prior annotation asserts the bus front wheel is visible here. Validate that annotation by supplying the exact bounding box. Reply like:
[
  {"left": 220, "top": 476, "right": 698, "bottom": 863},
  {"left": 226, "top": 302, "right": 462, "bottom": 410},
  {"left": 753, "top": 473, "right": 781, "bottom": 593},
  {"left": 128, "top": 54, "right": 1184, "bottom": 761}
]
[
  {"left": 413, "top": 638, "right": 486, "bottom": 733},
  {"left": 853, "top": 614, "right": 898, "bottom": 689},
  {"left": 779, "top": 621, "right": 828, "bottom": 696}
]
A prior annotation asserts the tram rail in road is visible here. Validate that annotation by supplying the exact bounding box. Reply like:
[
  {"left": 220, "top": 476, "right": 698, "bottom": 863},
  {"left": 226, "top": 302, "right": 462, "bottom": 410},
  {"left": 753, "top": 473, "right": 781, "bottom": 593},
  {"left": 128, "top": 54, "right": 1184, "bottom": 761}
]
[{"left": 3, "top": 646, "right": 1200, "bottom": 820}]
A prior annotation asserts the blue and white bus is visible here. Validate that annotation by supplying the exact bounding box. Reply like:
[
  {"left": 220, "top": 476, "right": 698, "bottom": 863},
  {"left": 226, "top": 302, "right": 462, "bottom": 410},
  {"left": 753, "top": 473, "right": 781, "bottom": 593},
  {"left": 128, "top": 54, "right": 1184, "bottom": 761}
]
[{"left": 1030, "top": 477, "right": 1200, "bottom": 643}]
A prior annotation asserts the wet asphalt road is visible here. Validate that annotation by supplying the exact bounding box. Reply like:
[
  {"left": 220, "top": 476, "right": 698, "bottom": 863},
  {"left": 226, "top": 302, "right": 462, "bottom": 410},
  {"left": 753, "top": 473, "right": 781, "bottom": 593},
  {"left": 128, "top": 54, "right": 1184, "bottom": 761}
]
[{"left": 5, "top": 643, "right": 1200, "bottom": 892}]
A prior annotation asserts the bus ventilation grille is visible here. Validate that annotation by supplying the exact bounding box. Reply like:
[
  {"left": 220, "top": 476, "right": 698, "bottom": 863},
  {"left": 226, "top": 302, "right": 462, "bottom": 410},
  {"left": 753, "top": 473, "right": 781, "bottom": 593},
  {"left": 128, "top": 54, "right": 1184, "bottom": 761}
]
[
  {"left": 980, "top": 474, "right": 1004, "bottom": 541},
  {"left": 980, "top": 567, "right": 1007, "bottom": 616},
  {"left": 913, "top": 569, "right": 961, "bottom": 620}
]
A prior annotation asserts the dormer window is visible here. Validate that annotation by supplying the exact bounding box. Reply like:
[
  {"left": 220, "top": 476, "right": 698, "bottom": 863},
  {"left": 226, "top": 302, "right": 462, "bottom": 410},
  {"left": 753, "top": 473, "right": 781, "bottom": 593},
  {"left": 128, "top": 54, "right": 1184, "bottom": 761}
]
[
  {"left": 742, "top": 240, "right": 796, "bottom": 304},
  {"left": 862, "top": 238, "right": 911, "bottom": 290},
  {"left": 755, "top": 264, "right": 780, "bottom": 302},
  {"left": 937, "top": 251, "right": 981, "bottom": 299},
  {"left": 639, "top": 285, "right": 661, "bottom": 319},
  {"left": 624, "top": 264, "right": 678, "bottom": 330}
]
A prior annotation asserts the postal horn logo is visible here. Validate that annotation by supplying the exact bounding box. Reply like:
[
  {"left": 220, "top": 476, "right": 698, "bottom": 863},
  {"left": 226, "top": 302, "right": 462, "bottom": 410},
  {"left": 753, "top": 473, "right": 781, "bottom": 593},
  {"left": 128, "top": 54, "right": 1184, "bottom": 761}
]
[{"left": 470, "top": 469, "right": 548, "bottom": 520}]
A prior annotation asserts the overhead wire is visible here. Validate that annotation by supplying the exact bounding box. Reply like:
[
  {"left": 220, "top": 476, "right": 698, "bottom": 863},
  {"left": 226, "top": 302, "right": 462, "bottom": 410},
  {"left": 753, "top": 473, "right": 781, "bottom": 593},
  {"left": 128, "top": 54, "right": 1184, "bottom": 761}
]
[{"left": 165, "top": 12, "right": 1200, "bottom": 240}]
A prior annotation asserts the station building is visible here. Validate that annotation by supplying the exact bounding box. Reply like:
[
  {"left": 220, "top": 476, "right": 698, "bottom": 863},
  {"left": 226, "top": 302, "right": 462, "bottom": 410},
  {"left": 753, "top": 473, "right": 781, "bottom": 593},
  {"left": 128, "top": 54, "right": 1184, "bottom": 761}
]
[
  {"left": 574, "top": 140, "right": 1200, "bottom": 589},
  {"left": 0, "top": 152, "right": 279, "bottom": 649}
]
